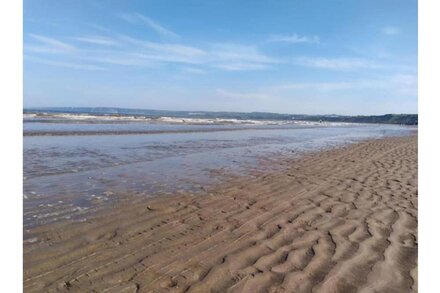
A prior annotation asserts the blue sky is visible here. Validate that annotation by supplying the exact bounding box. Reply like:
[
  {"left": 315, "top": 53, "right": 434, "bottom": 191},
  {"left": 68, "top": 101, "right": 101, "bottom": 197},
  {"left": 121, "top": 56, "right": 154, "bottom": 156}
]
[{"left": 24, "top": 0, "right": 417, "bottom": 115}]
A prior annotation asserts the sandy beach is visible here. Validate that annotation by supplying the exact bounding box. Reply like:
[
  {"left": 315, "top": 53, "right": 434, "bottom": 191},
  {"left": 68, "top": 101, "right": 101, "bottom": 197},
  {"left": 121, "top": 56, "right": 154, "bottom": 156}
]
[{"left": 23, "top": 135, "right": 417, "bottom": 292}]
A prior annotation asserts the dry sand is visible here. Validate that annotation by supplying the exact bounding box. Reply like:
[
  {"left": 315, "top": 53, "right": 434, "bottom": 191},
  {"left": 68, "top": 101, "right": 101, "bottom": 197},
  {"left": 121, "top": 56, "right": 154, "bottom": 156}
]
[{"left": 24, "top": 135, "right": 418, "bottom": 293}]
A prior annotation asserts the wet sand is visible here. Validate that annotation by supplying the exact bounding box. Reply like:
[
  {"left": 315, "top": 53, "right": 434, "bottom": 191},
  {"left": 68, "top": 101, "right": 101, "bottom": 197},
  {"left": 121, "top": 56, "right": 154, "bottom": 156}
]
[{"left": 24, "top": 135, "right": 418, "bottom": 292}]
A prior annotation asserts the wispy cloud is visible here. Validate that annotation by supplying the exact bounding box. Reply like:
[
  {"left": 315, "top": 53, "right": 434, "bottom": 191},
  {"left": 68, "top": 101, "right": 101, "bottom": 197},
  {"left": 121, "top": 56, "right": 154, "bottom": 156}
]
[
  {"left": 275, "top": 82, "right": 356, "bottom": 91},
  {"left": 293, "top": 57, "right": 382, "bottom": 70},
  {"left": 118, "top": 13, "right": 179, "bottom": 39},
  {"left": 213, "top": 62, "right": 268, "bottom": 71},
  {"left": 25, "top": 55, "right": 105, "bottom": 71},
  {"left": 26, "top": 34, "right": 76, "bottom": 54},
  {"left": 268, "top": 34, "right": 320, "bottom": 44},
  {"left": 273, "top": 80, "right": 389, "bottom": 92},
  {"left": 212, "top": 44, "right": 277, "bottom": 63},
  {"left": 25, "top": 31, "right": 278, "bottom": 71},
  {"left": 99, "top": 35, "right": 276, "bottom": 70},
  {"left": 216, "top": 88, "right": 275, "bottom": 100},
  {"left": 210, "top": 43, "right": 279, "bottom": 71},
  {"left": 81, "top": 52, "right": 157, "bottom": 67},
  {"left": 278, "top": 74, "right": 417, "bottom": 95},
  {"left": 182, "top": 67, "right": 207, "bottom": 74},
  {"left": 115, "top": 35, "right": 207, "bottom": 64},
  {"left": 390, "top": 74, "right": 417, "bottom": 96},
  {"left": 382, "top": 26, "right": 400, "bottom": 36},
  {"left": 141, "top": 42, "right": 207, "bottom": 59},
  {"left": 72, "top": 36, "right": 119, "bottom": 46},
  {"left": 216, "top": 74, "right": 417, "bottom": 103},
  {"left": 30, "top": 30, "right": 397, "bottom": 75}
]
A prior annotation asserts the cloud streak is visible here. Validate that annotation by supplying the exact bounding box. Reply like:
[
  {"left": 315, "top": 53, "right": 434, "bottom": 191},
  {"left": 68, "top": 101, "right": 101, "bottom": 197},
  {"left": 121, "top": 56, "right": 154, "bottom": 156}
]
[
  {"left": 25, "top": 55, "right": 105, "bottom": 71},
  {"left": 274, "top": 75, "right": 416, "bottom": 96},
  {"left": 118, "top": 13, "right": 179, "bottom": 39},
  {"left": 72, "top": 36, "right": 119, "bottom": 46},
  {"left": 210, "top": 43, "right": 279, "bottom": 71},
  {"left": 25, "top": 32, "right": 279, "bottom": 72},
  {"left": 268, "top": 34, "right": 320, "bottom": 44},
  {"left": 293, "top": 57, "right": 382, "bottom": 70},
  {"left": 182, "top": 67, "right": 206, "bottom": 74},
  {"left": 216, "top": 74, "right": 417, "bottom": 105},
  {"left": 24, "top": 23, "right": 409, "bottom": 76},
  {"left": 382, "top": 26, "right": 400, "bottom": 36},
  {"left": 27, "top": 34, "right": 76, "bottom": 54},
  {"left": 216, "top": 88, "right": 276, "bottom": 101}
]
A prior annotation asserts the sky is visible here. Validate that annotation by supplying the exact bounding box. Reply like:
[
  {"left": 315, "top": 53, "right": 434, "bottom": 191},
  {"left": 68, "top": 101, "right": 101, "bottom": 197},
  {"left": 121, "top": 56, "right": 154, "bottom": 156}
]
[{"left": 23, "top": 0, "right": 418, "bottom": 115}]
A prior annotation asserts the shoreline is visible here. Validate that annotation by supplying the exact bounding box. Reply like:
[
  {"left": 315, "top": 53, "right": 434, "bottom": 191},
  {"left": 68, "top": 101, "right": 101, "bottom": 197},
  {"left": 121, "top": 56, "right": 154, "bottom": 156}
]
[
  {"left": 23, "top": 124, "right": 341, "bottom": 137},
  {"left": 24, "top": 135, "right": 418, "bottom": 292}
]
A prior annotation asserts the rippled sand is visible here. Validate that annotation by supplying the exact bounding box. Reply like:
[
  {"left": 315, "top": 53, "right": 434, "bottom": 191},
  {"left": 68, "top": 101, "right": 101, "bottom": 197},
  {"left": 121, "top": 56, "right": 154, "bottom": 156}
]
[{"left": 24, "top": 135, "right": 417, "bottom": 292}]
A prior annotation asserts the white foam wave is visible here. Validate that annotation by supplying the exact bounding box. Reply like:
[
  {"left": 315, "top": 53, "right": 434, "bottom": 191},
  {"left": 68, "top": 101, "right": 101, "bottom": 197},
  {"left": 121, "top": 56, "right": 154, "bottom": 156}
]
[{"left": 24, "top": 112, "right": 358, "bottom": 127}]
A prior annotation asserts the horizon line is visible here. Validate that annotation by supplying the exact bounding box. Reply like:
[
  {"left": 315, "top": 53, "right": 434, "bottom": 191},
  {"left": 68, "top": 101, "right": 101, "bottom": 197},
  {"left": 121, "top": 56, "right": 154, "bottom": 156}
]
[{"left": 23, "top": 106, "right": 418, "bottom": 117}]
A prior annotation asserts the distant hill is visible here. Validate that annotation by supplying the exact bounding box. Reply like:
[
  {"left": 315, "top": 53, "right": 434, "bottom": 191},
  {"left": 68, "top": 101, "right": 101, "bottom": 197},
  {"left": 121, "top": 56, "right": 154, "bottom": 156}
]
[
  {"left": 24, "top": 107, "right": 418, "bottom": 125},
  {"left": 293, "top": 114, "right": 418, "bottom": 125}
]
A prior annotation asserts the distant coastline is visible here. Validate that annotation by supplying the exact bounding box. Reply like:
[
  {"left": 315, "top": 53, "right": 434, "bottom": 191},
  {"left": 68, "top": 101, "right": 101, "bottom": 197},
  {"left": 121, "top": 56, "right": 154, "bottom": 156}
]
[{"left": 23, "top": 107, "right": 418, "bottom": 125}]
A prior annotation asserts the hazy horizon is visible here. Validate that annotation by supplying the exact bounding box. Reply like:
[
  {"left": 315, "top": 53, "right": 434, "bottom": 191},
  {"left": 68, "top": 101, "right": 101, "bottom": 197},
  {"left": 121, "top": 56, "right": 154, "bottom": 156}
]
[
  {"left": 24, "top": 0, "right": 417, "bottom": 115},
  {"left": 23, "top": 106, "right": 417, "bottom": 117}
]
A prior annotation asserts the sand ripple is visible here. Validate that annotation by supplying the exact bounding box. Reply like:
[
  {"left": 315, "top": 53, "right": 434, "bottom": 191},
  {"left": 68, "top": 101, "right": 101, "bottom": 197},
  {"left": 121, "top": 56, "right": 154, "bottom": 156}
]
[{"left": 23, "top": 136, "right": 417, "bottom": 293}]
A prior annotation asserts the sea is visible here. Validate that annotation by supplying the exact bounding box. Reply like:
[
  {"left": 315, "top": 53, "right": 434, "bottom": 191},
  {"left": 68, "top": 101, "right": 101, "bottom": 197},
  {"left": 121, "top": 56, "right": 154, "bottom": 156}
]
[{"left": 23, "top": 108, "right": 415, "bottom": 229}]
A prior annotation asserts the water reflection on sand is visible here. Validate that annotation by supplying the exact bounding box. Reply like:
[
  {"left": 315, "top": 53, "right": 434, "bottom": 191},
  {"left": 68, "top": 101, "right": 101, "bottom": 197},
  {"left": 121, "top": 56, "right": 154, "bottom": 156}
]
[{"left": 23, "top": 122, "right": 413, "bottom": 228}]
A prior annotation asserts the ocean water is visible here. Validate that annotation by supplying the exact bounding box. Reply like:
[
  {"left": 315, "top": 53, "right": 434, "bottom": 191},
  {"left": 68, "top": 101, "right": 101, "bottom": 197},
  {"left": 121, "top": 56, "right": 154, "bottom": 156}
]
[{"left": 23, "top": 113, "right": 414, "bottom": 228}]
